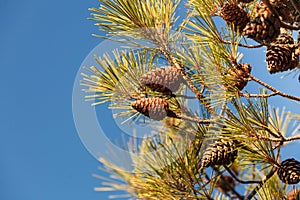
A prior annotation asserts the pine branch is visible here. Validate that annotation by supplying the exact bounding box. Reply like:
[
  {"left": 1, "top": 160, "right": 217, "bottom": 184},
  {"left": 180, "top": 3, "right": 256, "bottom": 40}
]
[
  {"left": 239, "top": 92, "right": 279, "bottom": 98},
  {"left": 290, "top": 0, "right": 300, "bottom": 15},
  {"left": 284, "top": 135, "right": 300, "bottom": 142},
  {"left": 281, "top": 23, "right": 300, "bottom": 31},
  {"left": 220, "top": 39, "right": 264, "bottom": 49},
  {"left": 89, "top": 0, "right": 181, "bottom": 46},
  {"left": 250, "top": 75, "right": 300, "bottom": 101},
  {"left": 245, "top": 167, "right": 277, "bottom": 200},
  {"left": 158, "top": 39, "right": 216, "bottom": 115},
  {"left": 224, "top": 165, "right": 262, "bottom": 184},
  {"left": 214, "top": 167, "right": 244, "bottom": 200},
  {"left": 171, "top": 112, "right": 212, "bottom": 124},
  {"left": 171, "top": 94, "right": 197, "bottom": 99}
]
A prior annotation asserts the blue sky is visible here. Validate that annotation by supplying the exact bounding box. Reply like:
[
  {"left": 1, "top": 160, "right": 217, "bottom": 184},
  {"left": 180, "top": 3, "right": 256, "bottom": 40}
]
[
  {"left": 1, "top": 1, "right": 300, "bottom": 200},
  {"left": 0, "top": 1, "right": 113, "bottom": 199}
]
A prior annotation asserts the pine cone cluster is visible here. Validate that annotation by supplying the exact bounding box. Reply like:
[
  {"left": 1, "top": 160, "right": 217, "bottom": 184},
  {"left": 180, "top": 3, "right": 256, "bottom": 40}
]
[
  {"left": 277, "top": 158, "right": 300, "bottom": 184},
  {"left": 244, "top": 2, "right": 280, "bottom": 43},
  {"left": 225, "top": 63, "right": 252, "bottom": 90},
  {"left": 266, "top": 34, "right": 299, "bottom": 74},
  {"left": 140, "top": 66, "right": 182, "bottom": 93},
  {"left": 221, "top": 2, "right": 250, "bottom": 33},
  {"left": 131, "top": 97, "right": 169, "bottom": 121},
  {"left": 201, "top": 139, "right": 237, "bottom": 168}
]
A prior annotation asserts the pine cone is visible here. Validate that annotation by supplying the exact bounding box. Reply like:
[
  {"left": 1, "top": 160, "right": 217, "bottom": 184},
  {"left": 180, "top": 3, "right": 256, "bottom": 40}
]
[
  {"left": 221, "top": 3, "right": 250, "bottom": 33},
  {"left": 201, "top": 139, "right": 238, "bottom": 168},
  {"left": 131, "top": 97, "right": 169, "bottom": 121},
  {"left": 225, "top": 63, "right": 252, "bottom": 90},
  {"left": 278, "top": 158, "right": 300, "bottom": 184},
  {"left": 140, "top": 66, "right": 182, "bottom": 93},
  {"left": 266, "top": 44, "right": 298, "bottom": 74},
  {"left": 244, "top": 3, "right": 280, "bottom": 43},
  {"left": 287, "top": 188, "right": 300, "bottom": 200}
]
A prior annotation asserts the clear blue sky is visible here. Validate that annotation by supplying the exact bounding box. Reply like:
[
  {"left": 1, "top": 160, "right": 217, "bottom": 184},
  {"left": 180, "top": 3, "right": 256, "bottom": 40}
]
[
  {"left": 1, "top": 1, "right": 299, "bottom": 200},
  {"left": 0, "top": 1, "right": 114, "bottom": 199}
]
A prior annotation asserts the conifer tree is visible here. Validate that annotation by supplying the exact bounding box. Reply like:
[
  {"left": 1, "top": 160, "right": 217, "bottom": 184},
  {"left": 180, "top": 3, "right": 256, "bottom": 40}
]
[{"left": 80, "top": 0, "right": 300, "bottom": 199}]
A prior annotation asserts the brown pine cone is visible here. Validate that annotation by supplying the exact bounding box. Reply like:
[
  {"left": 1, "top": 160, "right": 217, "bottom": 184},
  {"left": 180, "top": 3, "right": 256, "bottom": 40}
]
[
  {"left": 225, "top": 63, "right": 252, "bottom": 90},
  {"left": 266, "top": 44, "right": 298, "bottom": 74},
  {"left": 201, "top": 139, "right": 238, "bottom": 168},
  {"left": 131, "top": 97, "right": 169, "bottom": 121},
  {"left": 221, "top": 2, "right": 250, "bottom": 33},
  {"left": 140, "top": 66, "right": 182, "bottom": 93},
  {"left": 244, "top": 2, "right": 280, "bottom": 43},
  {"left": 278, "top": 158, "right": 300, "bottom": 184}
]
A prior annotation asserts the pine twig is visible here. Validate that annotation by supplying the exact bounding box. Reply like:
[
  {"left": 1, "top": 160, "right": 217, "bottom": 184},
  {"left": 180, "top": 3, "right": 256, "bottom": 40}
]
[
  {"left": 220, "top": 39, "right": 264, "bottom": 48},
  {"left": 247, "top": 133, "right": 300, "bottom": 145},
  {"left": 224, "top": 166, "right": 261, "bottom": 184},
  {"left": 214, "top": 167, "right": 244, "bottom": 200},
  {"left": 125, "top": 19, "right": 216, "bottom": 115},
  {"left": 290, "top": 0, "right": 300, "bottom": 15},
  {"left": 250, "top": 75, "right": 300, "bottom": 101},
  {"left": 239, "top": 92, "right": 279, "bottom": 98},
  {"left": 168, "top": 110, "right": 212, "bottom": 124},
  {"left": 179, "top": 115, "right": 212, "bottom": 124},
  {"left": 275, "top": 142, "right": 282, "bottom": 163},
  {"left": 283, "top": 134, "right": 300, "bottom": 142},
  {"left": 245, "top": 167, "right": 277, "bottom": 200},
  {"left": 171, "top": 94, "right": 197, "bottom": 99},
  {"left": 280, "top": 22, "right": 300, "bottom": 31},
  {"left": 159, "top": 41, "right": 216, "bottom": 115}
]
